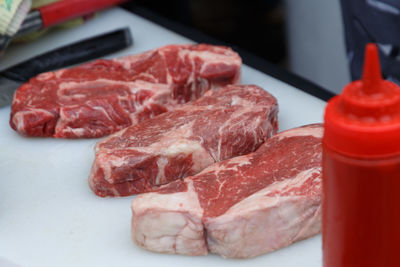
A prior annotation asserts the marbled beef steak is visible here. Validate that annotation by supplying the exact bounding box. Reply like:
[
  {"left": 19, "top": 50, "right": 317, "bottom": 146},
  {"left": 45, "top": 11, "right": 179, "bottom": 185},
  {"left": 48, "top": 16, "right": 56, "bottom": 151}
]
[
  {"left": 89, "top": 84, "right": 278, "bottom": 197},
  {"left": 10, "top": 44, "right": 241, "bottom": 138},
  {"left": 131, "top": 124, "right": 322, "bottom": 258}
]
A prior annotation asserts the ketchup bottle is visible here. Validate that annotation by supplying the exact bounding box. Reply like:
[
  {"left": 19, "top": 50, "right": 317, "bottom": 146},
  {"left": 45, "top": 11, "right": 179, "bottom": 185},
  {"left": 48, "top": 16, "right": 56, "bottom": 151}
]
[{"left": 323, "top": 43, "right": 400, "bottom": 267}]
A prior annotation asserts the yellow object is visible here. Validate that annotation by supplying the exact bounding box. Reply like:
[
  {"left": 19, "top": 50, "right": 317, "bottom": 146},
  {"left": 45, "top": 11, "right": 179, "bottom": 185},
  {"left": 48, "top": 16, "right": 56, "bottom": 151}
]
[
  {"left": 31, "top": 0, "right": 58, "bottom": 9},
  {"left": 14, "top": 17, "right": 88, "bottom": 42}
]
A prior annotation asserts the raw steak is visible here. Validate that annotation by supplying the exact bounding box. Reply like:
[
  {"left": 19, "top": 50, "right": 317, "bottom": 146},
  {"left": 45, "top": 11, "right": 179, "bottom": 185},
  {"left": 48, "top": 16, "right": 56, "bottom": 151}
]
[
  {"left": 131, "top": 124, "right": 322, "bottom": 258},
  {"left": 89, "top": 84, "right": 278, "bottom": 197},
  {"left": 10, "top": 44, "right": 241, "bottom": 138}
]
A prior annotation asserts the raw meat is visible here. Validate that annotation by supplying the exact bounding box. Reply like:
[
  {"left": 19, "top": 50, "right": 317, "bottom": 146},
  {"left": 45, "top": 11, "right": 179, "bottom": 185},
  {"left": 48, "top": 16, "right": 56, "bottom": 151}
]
[
  {"left": 89, "top": 84, "right": 278, "bottom": 197},
  {"left": 10, "top": 44, "right": 241, "bottom": 138},
  {"left": 131, "top": 124, "right": 323, "bottom": 258}
]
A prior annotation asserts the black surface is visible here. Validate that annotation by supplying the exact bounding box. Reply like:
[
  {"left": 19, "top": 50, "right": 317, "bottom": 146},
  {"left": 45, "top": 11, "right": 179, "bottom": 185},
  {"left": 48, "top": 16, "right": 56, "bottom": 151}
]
[
  {"left": 1, "top": 28, "right": 133, "bottom": 82},
  {"left": 123, "top": 0, "right": 286, "bottom": 64},
  {"left": 123, "top": 5, "right": 335, "bottom": 101}
]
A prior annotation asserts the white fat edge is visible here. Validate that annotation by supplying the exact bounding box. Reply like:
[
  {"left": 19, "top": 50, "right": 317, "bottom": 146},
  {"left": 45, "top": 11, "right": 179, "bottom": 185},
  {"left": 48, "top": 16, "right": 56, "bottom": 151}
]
[
  {"left": 96, "top": 135, "right": 198, "bottom": 156},
  {"left": 140, "top": 121, "right": 215, "bottom": 183},
  {"left": 157, "top": 49, "right": 174, "bottom": 85},
  {"left": 173, "top": 48, "right": 241, "bottom": 81},
  {"left": 55, "top": 127, "right": 86, "bottom": 138},
  {"left": 163, "top": 140, "right": 214, "bottom": 174},
  {"left": 58, "top": 81, "right": 80, "bottom": 91},
  {"left": 54, "top": 69, "right": 66, "bottom": 79},
  {"left": 265, "top": 105, "right": 279, "bottom": 135},
  {"left": 228, "top": 87, "right": 265, "bottom": 106},
  {"left": 58, "top": 79, "right": 134, "bottom": 96},
  {"left": 277, "top": 125, "right": 323, "bottom": 141},
  {"left": 97, "top": 152, "right": 147, "bottom": 184},
  {"left": 132, "top": 179, "right": 203, "bottom": 216},
  {"left": 188, "top": 72, "right": 196, "bottom": 97},
  {"left": 204, "top": 167, "right": 323, "bottom": 256},
  {"left": 124, "top": 80, "right": 173, "bottom": 124},
  {"left": 96, "top": 126, "right": 209, "bottom": 184},
  {"left": 251, "top": 116, "right": 262, "bottom": 149},
  {"left": 12, "top": 109, "right": 54, "bottom": 132},
  {"left": 57, "top": 107, "right": 82, "bottom": 122},
  {"left": 114, "top": 49, "right": 156, "bottom": 70},
  {"left": 120, "top": 95, "right": 153, "bottom": 124},
  {"left": 154, "top": 122, "right": 195, "bottom": 154},
  {"left": 162, "top": 141, "right": 199, "bottom": 155},
  {"left": 205, "top": 174, "right": 321, "bottom": 260},
  {"left": 132, "top": 72, "right": 159, "bottom": 83},
  {"left": 128, "top": 79, "right": 171, "bottom": 94},
  {"left": 196, "top": 154, "right": 252, "bottom": 178},
  {"left": 151, "top": 123, "right": 215, "bottom": 173},
  {"left": 90, "top": 160, "right": 121, "bottom": 196},
  {"left": 126, "top": 97, "right": 163, "bottom": 125},
  {"left": 97, "top": 112, "right": 210, "bottom": 182},
  {"left": 154, "top": 157, "right": 169, "bottom": 185},
  {"left": 196, "top": 77, "right": 210, "bottom": 94},
  {"left": 215, "top": 103, "right": 266, "bottom": 161},
  {"left": 230, "top": 95, "right": 242, "bottom": 106},
  {"left": 157, "top": 119, "right": 195, "bottom": 142},
  {"left": 178, "top": 49, "right": 241, "bottom": 74},
  {"left": 97, "top": 138, "right": 206, "bottom": 157},
  {"left": 35, "top": 68, "right": 65, "bottom": 80},
  {"left": 97, "top": 119, "right": 206, "bottom": 161},
  {"left": 223, "top": 155, "right": 252, "bottom": 167},
  {"left": 216, "top": 167, "right": 322, "bottom": 217},
  {"left": 58, "top": 78, "right": 145, "bottom": 90},
  {"left": 127, "top": 80, "right": 172, "bottom": 107},
  {"left": 55, "top": 78, "right": 171, "bottom": 124},
  {"left": 57, "top": 80, "right": 93, "bottom": 100},
  {"left": 128, "top": 107, "right": 144, "bottom": 125},
  {"left": 131, "top": 179, "right": 205, "bottom": 253},
  {"left": 36, "top": 72, "right": 55, "bottom": 81},
  {"left": 12, "top": 112, "right": 26, "bottom": 131},
  {"left": 115, "top": 58, "right": 132, "bottom": 70}
]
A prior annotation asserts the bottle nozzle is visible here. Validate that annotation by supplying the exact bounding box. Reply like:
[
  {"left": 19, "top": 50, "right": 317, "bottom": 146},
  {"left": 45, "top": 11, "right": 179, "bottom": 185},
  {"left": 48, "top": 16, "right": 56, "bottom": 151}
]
[
  {"left": 325, "top": 43, "right": 400, "bottom": 157},
  {"left": 362, "top": 44, "right": 382, "bottom": 94}
]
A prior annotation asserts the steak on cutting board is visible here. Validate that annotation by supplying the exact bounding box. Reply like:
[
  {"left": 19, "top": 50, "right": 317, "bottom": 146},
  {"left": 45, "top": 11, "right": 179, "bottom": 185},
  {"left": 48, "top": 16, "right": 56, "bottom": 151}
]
[
  {"left": 131, "top": 124, "right": 322, "bottom": 258},
  {"left": 89, "top": 84, "right": 278, "bottom": 197},
  {"left": 10, "top": 44, "right": 241, "bottom": 138}
]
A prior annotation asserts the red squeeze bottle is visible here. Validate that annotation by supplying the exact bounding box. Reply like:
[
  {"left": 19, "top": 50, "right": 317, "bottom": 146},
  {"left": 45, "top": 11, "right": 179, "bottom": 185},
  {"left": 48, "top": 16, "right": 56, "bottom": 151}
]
[{"left": 323, "top": 43, "right": 400, "bottom": 267}]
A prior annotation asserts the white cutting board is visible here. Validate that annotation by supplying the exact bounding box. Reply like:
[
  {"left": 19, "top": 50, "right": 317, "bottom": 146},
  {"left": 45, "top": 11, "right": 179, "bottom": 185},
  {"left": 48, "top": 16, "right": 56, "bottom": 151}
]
[{"left": 0, "top": 8, "right": 326, "bottom": 267}]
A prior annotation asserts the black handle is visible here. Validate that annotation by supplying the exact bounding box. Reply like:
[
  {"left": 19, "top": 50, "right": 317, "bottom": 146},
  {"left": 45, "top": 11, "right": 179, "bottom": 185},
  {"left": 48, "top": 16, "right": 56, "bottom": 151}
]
[{"left": 1, "top": 27, "right": 133, "bottom": 82}]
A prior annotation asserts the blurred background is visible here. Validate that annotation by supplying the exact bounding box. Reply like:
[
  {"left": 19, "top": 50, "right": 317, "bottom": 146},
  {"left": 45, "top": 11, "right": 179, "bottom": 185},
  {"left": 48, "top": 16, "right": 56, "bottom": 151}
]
[
  {"left": 2, "top": 0, "right": 351, "bottom": 95},
  {"left": 123, "top": 0, "right": 350, "bottom": 94}
]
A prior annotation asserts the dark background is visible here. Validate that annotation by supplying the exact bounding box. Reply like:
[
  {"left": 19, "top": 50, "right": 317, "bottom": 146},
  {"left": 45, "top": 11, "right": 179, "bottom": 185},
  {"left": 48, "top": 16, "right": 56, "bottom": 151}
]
[
  {"left": 123, "top": 0, "right": 286, "bottom": 65},
  {"left": 122, "top": 0, "right": 336, "bottom": 101}
]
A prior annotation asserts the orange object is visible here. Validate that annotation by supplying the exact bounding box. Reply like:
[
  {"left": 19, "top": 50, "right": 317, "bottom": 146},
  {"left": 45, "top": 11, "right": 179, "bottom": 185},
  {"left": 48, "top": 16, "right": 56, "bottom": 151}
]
[{"left": 322, "top": 43, "right": 400, "bottom": 266}]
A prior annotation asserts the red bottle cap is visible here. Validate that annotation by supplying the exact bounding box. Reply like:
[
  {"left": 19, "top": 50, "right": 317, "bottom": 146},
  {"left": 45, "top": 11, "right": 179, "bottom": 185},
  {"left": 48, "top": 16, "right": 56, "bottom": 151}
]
[{"left": 324, "top": 43, "right": 400, "bottom": 157}]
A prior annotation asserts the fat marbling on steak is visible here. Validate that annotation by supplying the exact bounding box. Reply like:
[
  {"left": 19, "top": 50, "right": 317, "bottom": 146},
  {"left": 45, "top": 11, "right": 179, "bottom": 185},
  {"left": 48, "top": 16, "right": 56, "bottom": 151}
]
[
  {"left": 131, "top": 124, "right": 322, "bottom": 258},
  {"left": 10, "top": 44, "right": 241, "bottom": 138},
  {"left": 89, "top": 84, "right": 278, "bottom": 197}
]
